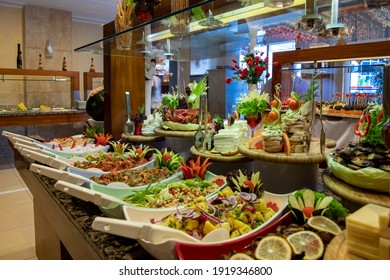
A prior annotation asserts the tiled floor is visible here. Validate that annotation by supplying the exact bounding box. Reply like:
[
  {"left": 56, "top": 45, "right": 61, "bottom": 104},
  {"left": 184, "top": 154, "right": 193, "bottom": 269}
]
[{"left": 0, "top": 153, "right": 37, "bottom": 260}]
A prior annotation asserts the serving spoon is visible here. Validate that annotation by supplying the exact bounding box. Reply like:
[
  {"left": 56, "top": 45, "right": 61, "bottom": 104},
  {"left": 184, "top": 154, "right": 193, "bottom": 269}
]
[{"left": 92, "top": 216, "right": 230, "bottom": 244}]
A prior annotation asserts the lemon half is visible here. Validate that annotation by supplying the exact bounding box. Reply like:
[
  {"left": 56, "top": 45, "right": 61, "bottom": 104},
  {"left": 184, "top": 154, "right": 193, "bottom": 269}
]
[{"left": 255, "top": 235, "right": 292, "bottom": 260}]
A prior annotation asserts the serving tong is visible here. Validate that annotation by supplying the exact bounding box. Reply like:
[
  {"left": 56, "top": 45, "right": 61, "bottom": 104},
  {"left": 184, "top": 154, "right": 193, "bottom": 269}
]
[{"left": 194, "top": 93, "right": 212, "bottom": 151}]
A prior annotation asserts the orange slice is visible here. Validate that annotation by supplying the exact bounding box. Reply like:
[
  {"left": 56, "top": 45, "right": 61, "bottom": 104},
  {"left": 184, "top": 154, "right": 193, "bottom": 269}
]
[
  {"left": 282, "top": 133, "right": 291, "bottom": 156},
  {"left": 249, "top": 135, "right": 264, "bottom": 149}
]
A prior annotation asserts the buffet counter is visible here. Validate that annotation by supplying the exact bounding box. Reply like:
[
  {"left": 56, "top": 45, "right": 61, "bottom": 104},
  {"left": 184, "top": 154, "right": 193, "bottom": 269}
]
[
  {"left": 13, "top": 148, "right": 153, "bottom": 260},
  {"left": 0, "top": 109, "right": 89, "bottom": 127}
]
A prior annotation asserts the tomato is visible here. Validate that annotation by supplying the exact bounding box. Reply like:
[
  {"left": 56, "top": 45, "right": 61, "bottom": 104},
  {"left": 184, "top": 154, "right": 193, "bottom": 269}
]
[
  {"left": 286, "top": 97, "right": 293, "bottom": 104},
  {"left": 243, "top": 179, "right": 255, "bottom": 190},
  {"left": 266, "top": 201, "right": 279, "bottom": 212},
  {"left": 162, "top": 153, "right": 172, "bottom": 162},
  {"left": 135, "top": 148, "right": 143, "bottom": 155},
  {"left": 288, "top": 98, "right": 299, "bottom": 110},
  {"left": 269, "top": 99, "right": 279, "bottom": 108},
  {"left": 268, "top": 111, "right": 279, "bottom": 122}
]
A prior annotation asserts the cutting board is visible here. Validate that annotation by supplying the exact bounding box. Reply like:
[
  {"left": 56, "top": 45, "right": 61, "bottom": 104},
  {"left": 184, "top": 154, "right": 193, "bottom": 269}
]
[{"left": 324, "top": 231, "right": 364, "bottom": 260}]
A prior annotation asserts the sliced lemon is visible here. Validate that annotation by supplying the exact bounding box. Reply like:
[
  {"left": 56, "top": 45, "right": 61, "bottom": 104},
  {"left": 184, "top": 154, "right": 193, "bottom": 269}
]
[
  {"left": 229, "top": 253, "right": 254, "bottom": 260},
  {"left": 286, "top": 231, "right": 324, "bottom": 260},
  {"left": 307, "top": 216, "right": 342, "bottom": 236},
  {"left": 254, "top": 235, "right": 292, "bottom": 260}
]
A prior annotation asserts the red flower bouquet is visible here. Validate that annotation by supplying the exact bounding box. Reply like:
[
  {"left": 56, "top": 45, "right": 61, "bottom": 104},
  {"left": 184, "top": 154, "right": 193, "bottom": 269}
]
[{"left": 225, "top": 51, "right": 270, "bottom": 85}]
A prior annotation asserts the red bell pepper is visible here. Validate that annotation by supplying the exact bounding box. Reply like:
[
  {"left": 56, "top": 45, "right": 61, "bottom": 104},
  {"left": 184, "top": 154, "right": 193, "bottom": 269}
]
[
  {"left": 354, "top": 113, "right": 371, "bottom": 137},
  {"left": 377, "top": 110, "right": 384, "bottom": 125}
]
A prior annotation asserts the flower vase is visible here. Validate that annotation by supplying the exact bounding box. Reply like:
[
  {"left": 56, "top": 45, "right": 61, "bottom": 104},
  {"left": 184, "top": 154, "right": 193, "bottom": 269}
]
[
  {"left": 245, "top": 114, "right": 262, "bottom": 138},
  {"left": 248, "top": 83, "right": 258, "bottom": 92},
  {"left": 134, "top": 123, "right": 142, "bottom": 135},
  {"left": 170, "top": 0, "right": 189, "bottom": 36}
]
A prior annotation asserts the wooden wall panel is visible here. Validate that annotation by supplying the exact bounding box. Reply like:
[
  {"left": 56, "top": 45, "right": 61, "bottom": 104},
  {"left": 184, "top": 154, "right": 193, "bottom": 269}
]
[{"left": 110, "top": 55, "right": 145, "bottom": 139}]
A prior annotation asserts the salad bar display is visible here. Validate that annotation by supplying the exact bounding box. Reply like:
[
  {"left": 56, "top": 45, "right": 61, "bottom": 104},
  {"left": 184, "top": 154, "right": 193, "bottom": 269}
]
[{"left": 4, "top": 44, "right": 390, "bottom": 261}]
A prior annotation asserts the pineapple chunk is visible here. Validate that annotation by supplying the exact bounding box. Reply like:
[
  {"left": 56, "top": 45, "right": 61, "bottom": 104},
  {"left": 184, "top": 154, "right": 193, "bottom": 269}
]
[
  {"left": 238, "top": 225, "right": 252, "bottom": 235},
  {"left": 233, "top": 219, "right": 247, "bottom": 229},
  {"left": 255, "top": 198, "right": 267, "bottom": 212},
  {"left": 203, "top": 220, "right": 216, "bottom": 235},
  {"left": 220, "top": 187, "right": 234, "bottom": 197},
  {"left": 184, "top": 219, "right": 199, "bottom": 231},
  {"left": 263, "top": 209, "right": 276, "bottom": 221},
  {"left": 237, "top": 212, "right": 248, "bottom": 223},
  {"left": 255, "top": 211, "right": 265, "bottom": 222},
  {"left": 230, "top": 229, "right": 241, "bottom": 238}
]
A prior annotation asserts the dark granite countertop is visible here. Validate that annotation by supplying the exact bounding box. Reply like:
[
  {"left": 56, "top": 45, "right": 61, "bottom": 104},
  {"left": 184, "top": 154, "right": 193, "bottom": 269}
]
[
  {"left": 0, "top": 109, "right": 87, "bottom": 117},
  {"left": 32, "top": 173, "right": 154, "bottom": 260}
]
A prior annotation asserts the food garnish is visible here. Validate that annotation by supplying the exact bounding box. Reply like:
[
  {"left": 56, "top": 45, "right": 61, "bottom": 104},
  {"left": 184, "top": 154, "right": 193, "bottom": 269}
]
[
  {"left": 286, "top": 231, "right": 324, "bottom": 260},
  {"left": 226, "top": 169, "right": 264, "bottom": 198},
  {"left": 254, "top": 235, "right": 292, "bottom": 260},
  {"left": 179, "top": 156, "right": 212, "bottom": 180},
  {"left": 229, "top": 253, "right": 254, "bottom": 260},
  {"left": 127, "top": 144, "right": 153, "bottom": 159},
  {"left": 109, "top": 141, "right": 129, "bottom": 154},
  {"left": 154, "top": 148, "right": 184, "bottom": 171},
  {"left": 187, "top": 75, "right": 208, "bottom": 109},
  {"left": 307, "top": 216, "right": 342, "bottom": 236},
  {"left": 288, "top": 189, "right": 348, "bottom": 223},
  {"left": 83, "top": 126, "right": 103, "bottom": 139},
  {"left": 94, "top": 133, "right": 113, "bottom": 146},
  {"left": 354, "top": 113, "right": 371, "bottom": 137}
]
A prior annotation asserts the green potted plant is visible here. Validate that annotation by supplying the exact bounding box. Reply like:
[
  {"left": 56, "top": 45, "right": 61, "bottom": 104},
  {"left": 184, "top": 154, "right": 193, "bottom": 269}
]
[{"left": 236, "top": 90, "right": 269, "bottom": 137}]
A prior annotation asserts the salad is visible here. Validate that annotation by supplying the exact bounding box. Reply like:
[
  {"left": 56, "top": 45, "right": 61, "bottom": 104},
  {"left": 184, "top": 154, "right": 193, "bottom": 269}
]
[
  {"left": 152, "top": 186, "right": 279, "bottom": 240},
  {"left": 123, "top": 176, "right": 225, "bottom": 208}
]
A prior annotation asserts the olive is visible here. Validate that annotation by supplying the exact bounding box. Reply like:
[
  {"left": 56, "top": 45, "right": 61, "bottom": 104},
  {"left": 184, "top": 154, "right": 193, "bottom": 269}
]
[{"left": 316, "top": 231, "right": 335, "bottom": 245}]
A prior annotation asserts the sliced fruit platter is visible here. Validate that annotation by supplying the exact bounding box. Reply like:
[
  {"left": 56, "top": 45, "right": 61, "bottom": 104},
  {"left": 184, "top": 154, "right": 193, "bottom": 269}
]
[
  {"left": 90, "top": 168, "right": 290, "bottom": 259},
  {"left": 176, "top": 189, "right": 349, "bottom": 260}
]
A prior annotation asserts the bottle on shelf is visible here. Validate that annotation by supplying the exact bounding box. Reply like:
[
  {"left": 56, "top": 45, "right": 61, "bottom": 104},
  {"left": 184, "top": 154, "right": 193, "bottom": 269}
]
[
  {"left": 89, "top": 58, "right": 95, "bottom": 72},
  {"left": 62, "top": 57, "right": 68, "bottom": 71},
  {"left": 38, "top": 54, "right": 43, "bottom": 70},
  {"left": 17, "top": 44, "right": 22, "bottom": 69}
]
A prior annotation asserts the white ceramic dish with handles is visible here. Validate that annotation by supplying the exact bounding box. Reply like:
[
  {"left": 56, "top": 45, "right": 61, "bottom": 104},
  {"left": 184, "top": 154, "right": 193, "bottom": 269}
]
[{"left": 91, "top": 191, "right": 290, "bottom": 260}]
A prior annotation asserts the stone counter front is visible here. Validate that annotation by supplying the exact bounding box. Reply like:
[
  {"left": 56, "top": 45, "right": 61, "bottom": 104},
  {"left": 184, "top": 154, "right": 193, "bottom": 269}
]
[{"left": 15, "top": 153, "right": 153, "bottom": 260}]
